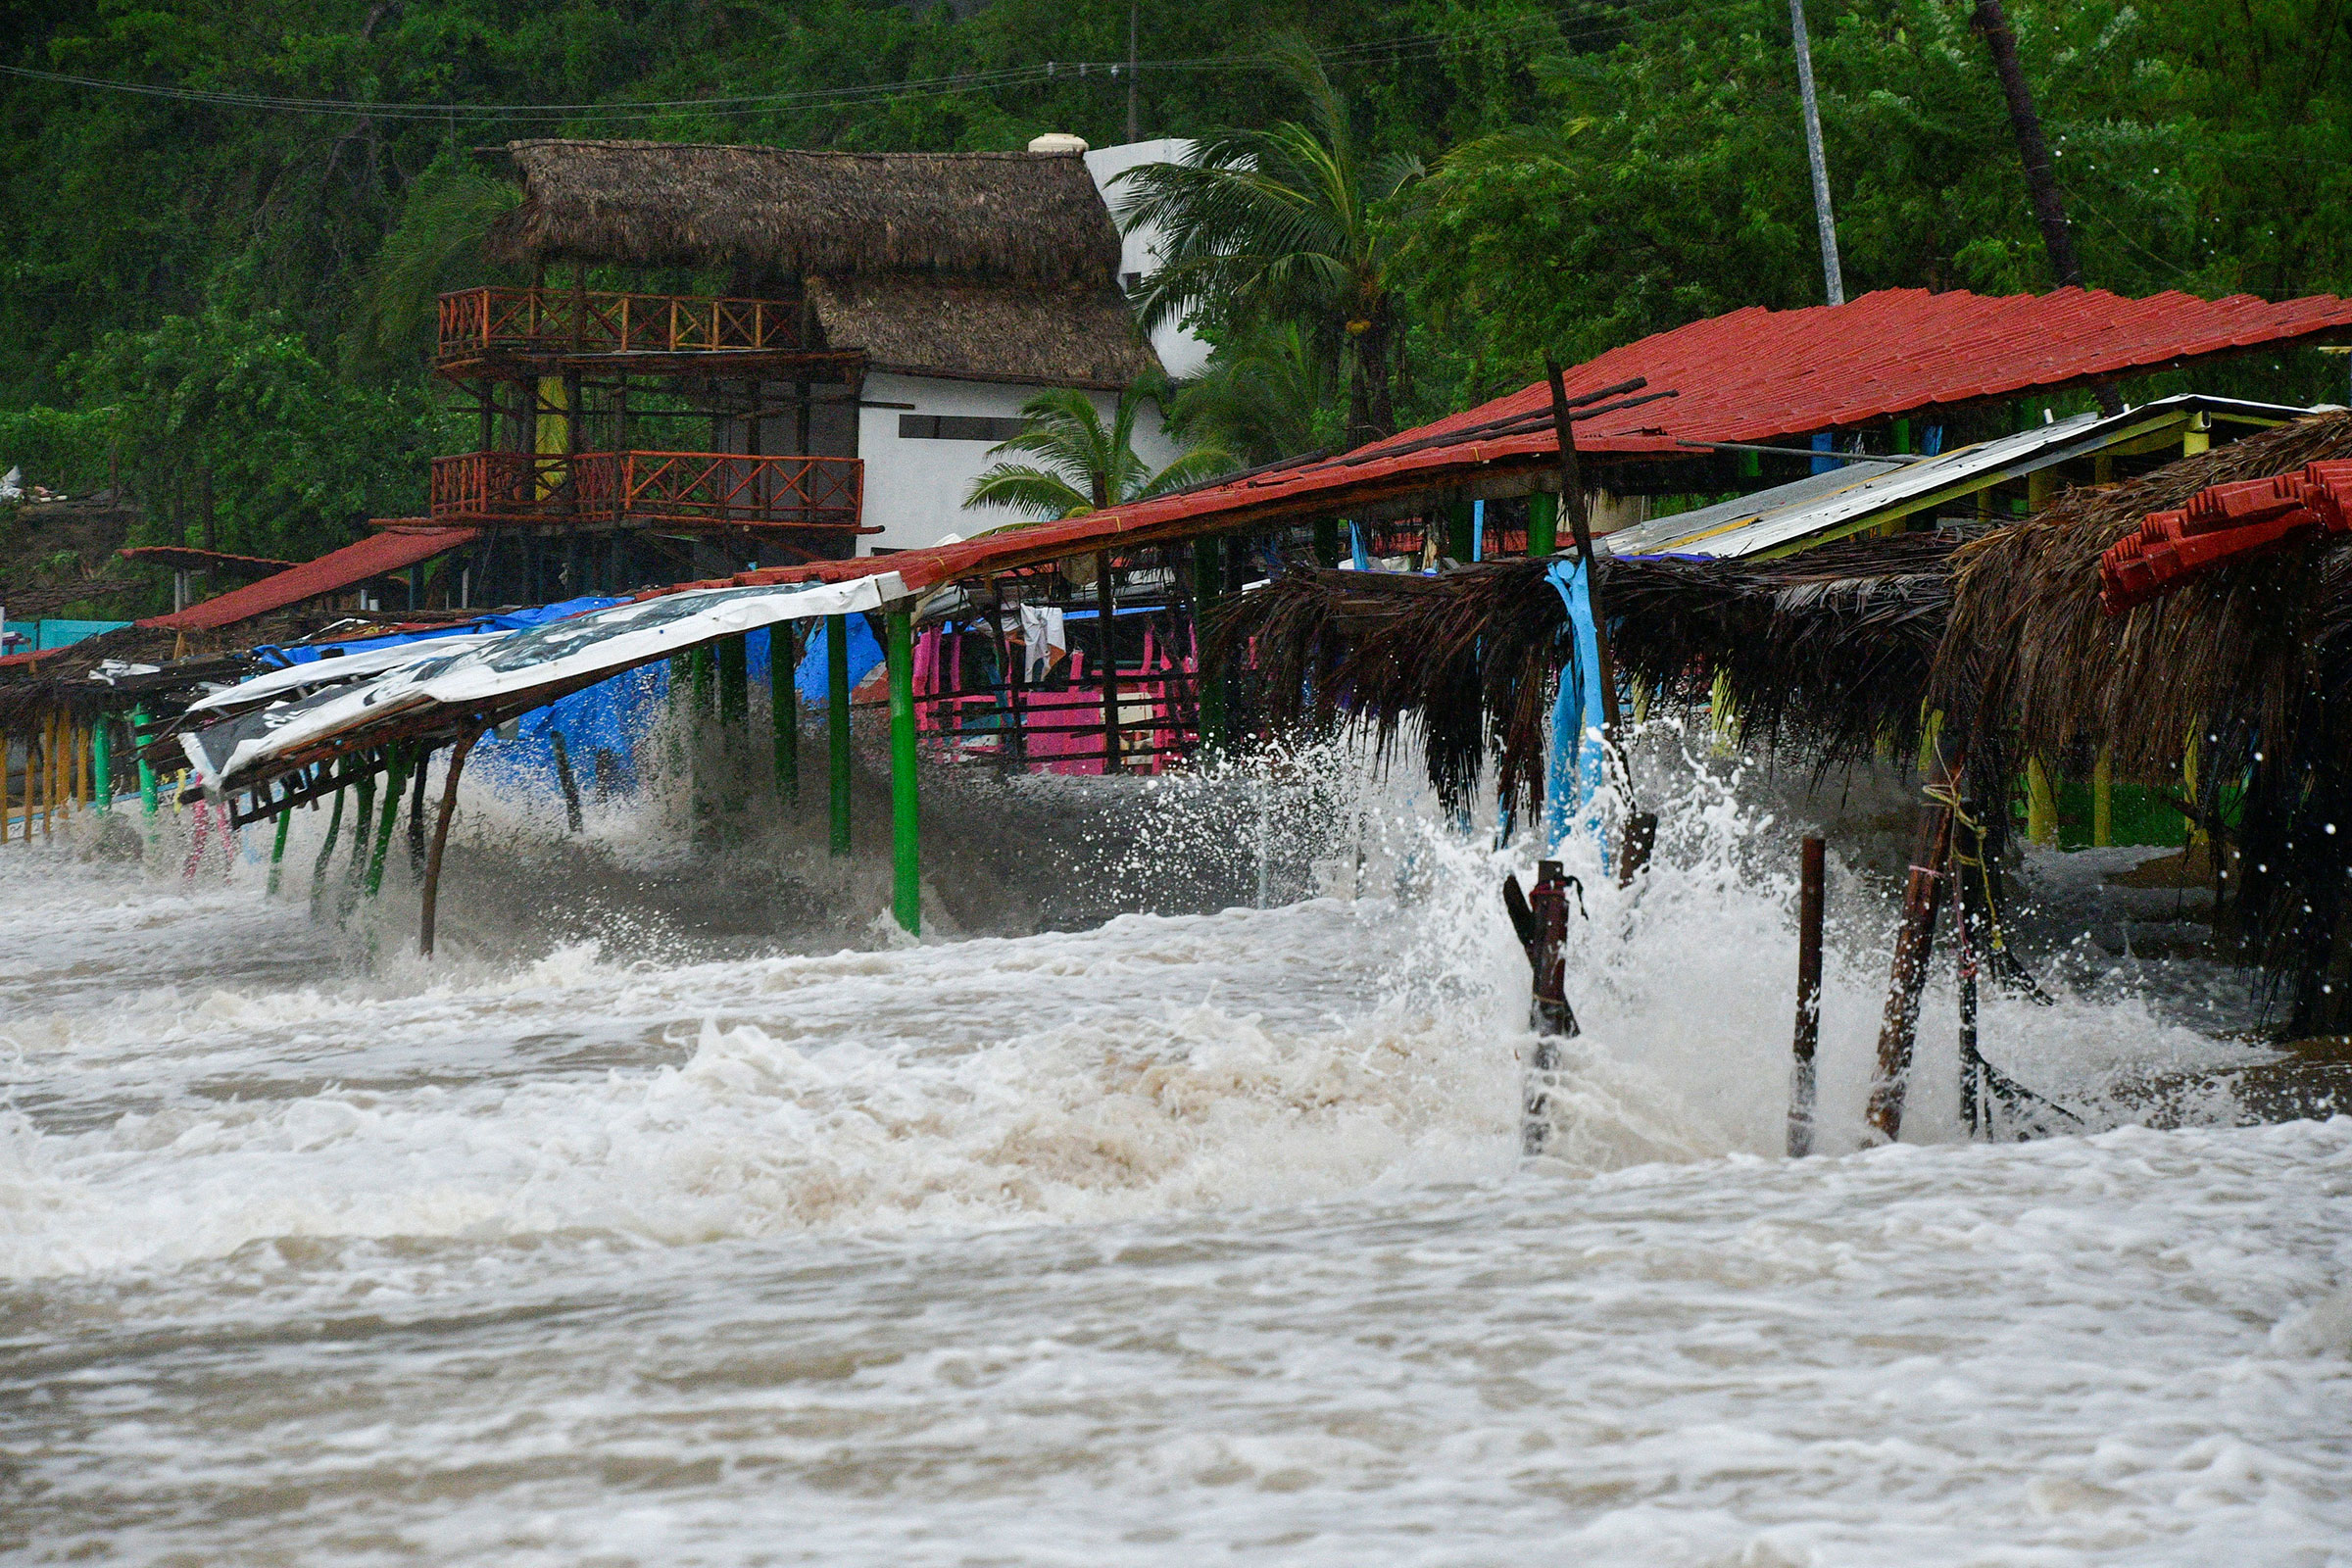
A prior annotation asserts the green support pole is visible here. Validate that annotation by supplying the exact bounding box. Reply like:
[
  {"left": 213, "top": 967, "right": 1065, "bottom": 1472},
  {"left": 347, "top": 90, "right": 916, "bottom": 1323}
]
[
  {"left": 827, "top": 614, "right": 852, "bottom": 856},
  {"left": 267, "top": 792, "right": 292, "bottom": 895},
  {"left": 132, "top": 705, "right": 158, "bottom": 816},
  {"left": 1190, "top": 538, "right": 1225, "bottom": 756},
  {"left": 1527, "top": 493, "right": 1559, "bottom": 559},
  {"left": 886, "top": 609, "right": 919, "bottom": 936},
  {"left": 1446, "top": 496, "right": 1475, "bottom": 563},
  {"left": 716, "top": 634, "right": 749, "bottom": 726},
  {"left": 1312, "top": 516, "right": 1340, "bottom": 567},
  {"left": 91, "top": 715, "right": 113, "bottom": 812},
  {"left": 311, "top": 782, "right": 347, "bottom": 906},
  {"left": 692, "top": 645, "right": 716, "bottom": 715},
  {"left": 346, "top": 769, "right": 378, "bottom": 887},
  {"left": 771, "top": 624, "right": 800, "bottom": 802},
  {"left": 365, "top": 747, "right": 411, "bottom": 898}
]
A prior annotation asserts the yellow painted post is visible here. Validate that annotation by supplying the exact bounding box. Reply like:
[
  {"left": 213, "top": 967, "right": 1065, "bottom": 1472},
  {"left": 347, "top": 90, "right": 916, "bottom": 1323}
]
[
  {"left": 2183, "top": 414, "right": 2211, "bottom": 458},
  {"left": 535, "top": 374, "right": 568, "bottom": 497},
  {"left": 1709, "top": 668, "right": 1738, "bottom": 756},
  {"left": 1915, "top": 709, "right": 1944, "bottom": 774},
  {"left": 2026, "top": 757, "right": 2059, "bottom": 847},
  {"left": 2027, "top": 467, "right": 2055, "bottom": 515},
  {"left": 2092, "top": 748, "right": 2113, "bottom": 847}
]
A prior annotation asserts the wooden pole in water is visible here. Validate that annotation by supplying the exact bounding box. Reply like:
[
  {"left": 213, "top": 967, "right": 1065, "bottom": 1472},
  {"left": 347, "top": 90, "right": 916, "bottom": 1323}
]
[
  {"left": 419, "top": 727, "right": 479, "bottom": 956},
  {"left": 771, "top": 622, "right": 799, "bottom": 803},
  {"left": 1789, "top": 835, "right": 1826, "bottom": 1156},
  {"left": 826, "top": 614, "right": 853, "bottom": 856},
  {"left": 886, "top": 608, "right": 920, "bottom": 935},
  {"left": 1868, "top": 802, "right": 1956, "bottom": 1142},
  {"left": 406, "top": 752, "right": 432, "bottom": 875},
  {"left": 1095, "top": 551, "right": 1121, "bottom": 773},
  {"left": 549, "top": 728, "right": 585, "bottom": 835}
]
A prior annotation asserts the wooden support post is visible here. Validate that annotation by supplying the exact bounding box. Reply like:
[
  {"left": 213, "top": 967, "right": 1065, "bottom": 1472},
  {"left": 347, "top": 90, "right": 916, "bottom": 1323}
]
[
  {"left": 1191, "top": 538, "right": 1225, "bottom": 756},
  {"left": 1096, "top": 551, "right": 1121, "bottom": 773},
  {"left": 771, "top": 623, "right": 800, "bottom": 802},
  {"left": 407, "top": 754, "right": 431, "bottom": 875},
  {"left": 419, "top": 727, "right": 478, "bottom": 956},
  {"left": 1868, "top": 802, "right": 1956, "bottom": 1143},
  {"left": 1528, "top": 491, "right": 1560, "bottom": 558},
  {"left": 549, "top": 728, "right": 585, "bottom": 835},
  {"left": 1789, "top": 835, "right": 1826, "bottom": 1156},
  {"left": 1504, "top": 858, "right": 1582, "bottom": 1154},
  {"left": 1312, "top": 517, "right": 1340, "bottom": 567},
  {"left": 827, "top": 613, "right": 852, "bottom": 856},
  {"left": 91, "top": 715, "right": 112, "bottom": 812},
  {"left": 365, "top": 747, "right": 411, "bottom": 899},
  {"left": 887, "top": 608, "right": 920, "bottom": 935}
]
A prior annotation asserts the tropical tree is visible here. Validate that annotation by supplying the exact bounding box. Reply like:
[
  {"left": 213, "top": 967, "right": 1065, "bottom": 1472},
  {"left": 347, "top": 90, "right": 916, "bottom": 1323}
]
[
  {"left": 964, "top": 385, "right": 1233, "bottom": 520},
  {"left": 1166, "top": 321, "right": 1343, "bottom": 467},
  {"left": 1113, "top": 35, "right": 1425, "bottom": 449}
]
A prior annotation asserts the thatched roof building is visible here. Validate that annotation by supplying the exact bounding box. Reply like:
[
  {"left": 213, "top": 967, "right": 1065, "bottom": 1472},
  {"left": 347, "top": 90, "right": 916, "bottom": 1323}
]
[{"left": 483, "top": 139, "right": 1159, "bottom": 389}]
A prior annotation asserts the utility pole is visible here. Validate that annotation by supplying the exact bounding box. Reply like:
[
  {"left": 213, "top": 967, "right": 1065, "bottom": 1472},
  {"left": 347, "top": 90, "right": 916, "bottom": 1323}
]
[
  {"left": 1126, "top": 0, "right": 1140, "bottom": 144},
  {"left": 1789, "top": 0, "right": 1844, "bottom": 306},
  {"left": 1969, "top": 0, "right": 2121, "bottom": 416}
]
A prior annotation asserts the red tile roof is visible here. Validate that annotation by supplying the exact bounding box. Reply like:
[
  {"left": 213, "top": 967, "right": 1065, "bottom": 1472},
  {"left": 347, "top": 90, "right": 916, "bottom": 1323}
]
[
  {"left": 138, "top": 525, "right": 479, "bottom": 633},
  {"left": 2101, "top": 459, "right": 2352, "bottom": 612}
]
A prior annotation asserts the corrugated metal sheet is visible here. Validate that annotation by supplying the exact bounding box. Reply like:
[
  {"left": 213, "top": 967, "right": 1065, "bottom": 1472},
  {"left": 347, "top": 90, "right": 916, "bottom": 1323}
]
[
  {"left": 1601, "top": 394, "right": 2312, "bottom": 560},
  {"left": 138, "top": 526, "right": 480, "bottom": 633},
  {"left": 625, "top": 288, "right": 2352, "bottom": 600}
]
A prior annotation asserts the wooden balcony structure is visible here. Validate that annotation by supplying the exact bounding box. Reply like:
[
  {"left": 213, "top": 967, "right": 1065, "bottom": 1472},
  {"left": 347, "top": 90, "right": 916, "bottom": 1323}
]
[
  {"left": 435, "top": 287, "right": 858, "bottom": 378},
  {"left": 430, "top": 451, "right": 870, "bottom": 534}
]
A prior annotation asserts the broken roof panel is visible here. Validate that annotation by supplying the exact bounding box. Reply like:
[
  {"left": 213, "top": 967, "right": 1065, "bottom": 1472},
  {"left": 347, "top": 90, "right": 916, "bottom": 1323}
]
[
  {"left": 1602, "top": 395, "right": 2312, "bottom": 560},
  {"left": 138, "top": 526, "right": 480, "bottom": 634}
]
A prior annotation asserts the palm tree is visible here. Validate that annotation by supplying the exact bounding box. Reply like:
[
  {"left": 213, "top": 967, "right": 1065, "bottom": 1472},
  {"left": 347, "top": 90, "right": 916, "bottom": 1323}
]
[
  {"left": 348, "top": 160, "right": 521, "bottom": 368},
  {"left": 964, "top": 385, "right": 1233, "bottom": 520},
  {"left": 1113, "top": 36, "right": 1423, "bottom": 449},
  {"left": 1166, "top": 321, "right": 1342, "bottom": 468}
]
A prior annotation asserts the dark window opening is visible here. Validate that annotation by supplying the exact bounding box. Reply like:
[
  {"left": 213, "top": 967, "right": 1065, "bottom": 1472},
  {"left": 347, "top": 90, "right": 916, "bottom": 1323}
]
[{"left": 899, "top": 414, "right": 1028, "bottom": 442}]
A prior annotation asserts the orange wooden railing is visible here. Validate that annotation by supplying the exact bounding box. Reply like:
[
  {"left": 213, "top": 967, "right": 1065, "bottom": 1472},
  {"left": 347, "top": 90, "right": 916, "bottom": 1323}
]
[
  {"left": 435, "top": 287, "right": 804, "bottom": 363},
  {"left": 429, "top": 451, "right": 865, "bottom": 530}
]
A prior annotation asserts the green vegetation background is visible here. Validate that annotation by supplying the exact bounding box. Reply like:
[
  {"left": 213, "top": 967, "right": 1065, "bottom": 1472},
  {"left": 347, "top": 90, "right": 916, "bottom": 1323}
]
[{"left": 4, "top": 0, "right": 2351, "bottom": 570}]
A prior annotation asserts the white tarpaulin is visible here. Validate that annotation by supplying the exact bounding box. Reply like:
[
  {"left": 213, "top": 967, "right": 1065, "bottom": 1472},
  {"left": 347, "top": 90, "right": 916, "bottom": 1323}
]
[{"left": 186, "top": 573, "right": 905, "bottom": 792}]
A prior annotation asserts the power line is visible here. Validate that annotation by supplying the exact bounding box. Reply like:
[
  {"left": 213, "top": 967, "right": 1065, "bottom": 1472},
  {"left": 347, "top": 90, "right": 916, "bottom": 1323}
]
[{"left": 0, "top": 0, "right": 1727, "bottom": 126}]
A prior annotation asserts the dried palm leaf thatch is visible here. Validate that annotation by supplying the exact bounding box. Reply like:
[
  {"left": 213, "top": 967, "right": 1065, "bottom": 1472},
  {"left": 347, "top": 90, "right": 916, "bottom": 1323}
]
[
  {"left": 1209, "top": 534, "right": 1960, "bottom": 818},
  {"left": 1933, "top": 411, "right": 2352, "bottom": 775},
  {"left": 1929, "top": 410, "right": 2352, "bottom": 1032},
  {"left": 1608, "top": 533, "right": 1959, "bottom": 768}
]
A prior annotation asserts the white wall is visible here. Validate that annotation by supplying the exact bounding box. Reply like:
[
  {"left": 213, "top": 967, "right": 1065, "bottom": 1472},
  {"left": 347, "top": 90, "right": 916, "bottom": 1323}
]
[
  {"left": 1082, "top": 138, "right": 1212, "bottom": 381},
  {"left": 859, "top": 371, "right": 1183, "bottom": 554}
]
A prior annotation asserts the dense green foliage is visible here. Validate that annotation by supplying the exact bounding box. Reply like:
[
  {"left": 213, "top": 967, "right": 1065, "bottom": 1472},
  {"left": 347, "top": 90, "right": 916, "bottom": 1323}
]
[
  {"left": 965, "top": 384, "right": 1232, "bottom": 517},
  {"left": 6, "top": 0, "right": 2352, "bottom": 556}
]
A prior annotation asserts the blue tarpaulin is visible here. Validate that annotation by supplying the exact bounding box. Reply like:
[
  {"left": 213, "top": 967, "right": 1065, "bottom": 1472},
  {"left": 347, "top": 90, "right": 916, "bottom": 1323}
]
[
  {"left": 1543, "top": 560, "right": 1610, "bottom": 857},
  {"left": 251, "top": 596, "right": 625, "bottom": 667},
  {"left": 795, "top": 613, "right": 883, "bottom": 703}
]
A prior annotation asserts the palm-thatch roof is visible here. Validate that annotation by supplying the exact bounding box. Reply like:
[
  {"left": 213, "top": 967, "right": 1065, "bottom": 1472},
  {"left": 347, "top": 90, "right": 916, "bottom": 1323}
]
[
  {"left": 1212, "top": 535, "right": 1958, "bottom": 818},
  {"left": 804, "top": 275, "right": 1158, "bottom": 390},
  {"left": 483, "top": 139, "right": 1157, "bottom": 388},
  {"left": 485, "top": 140, "right": 1121, "bottom": 286}
]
